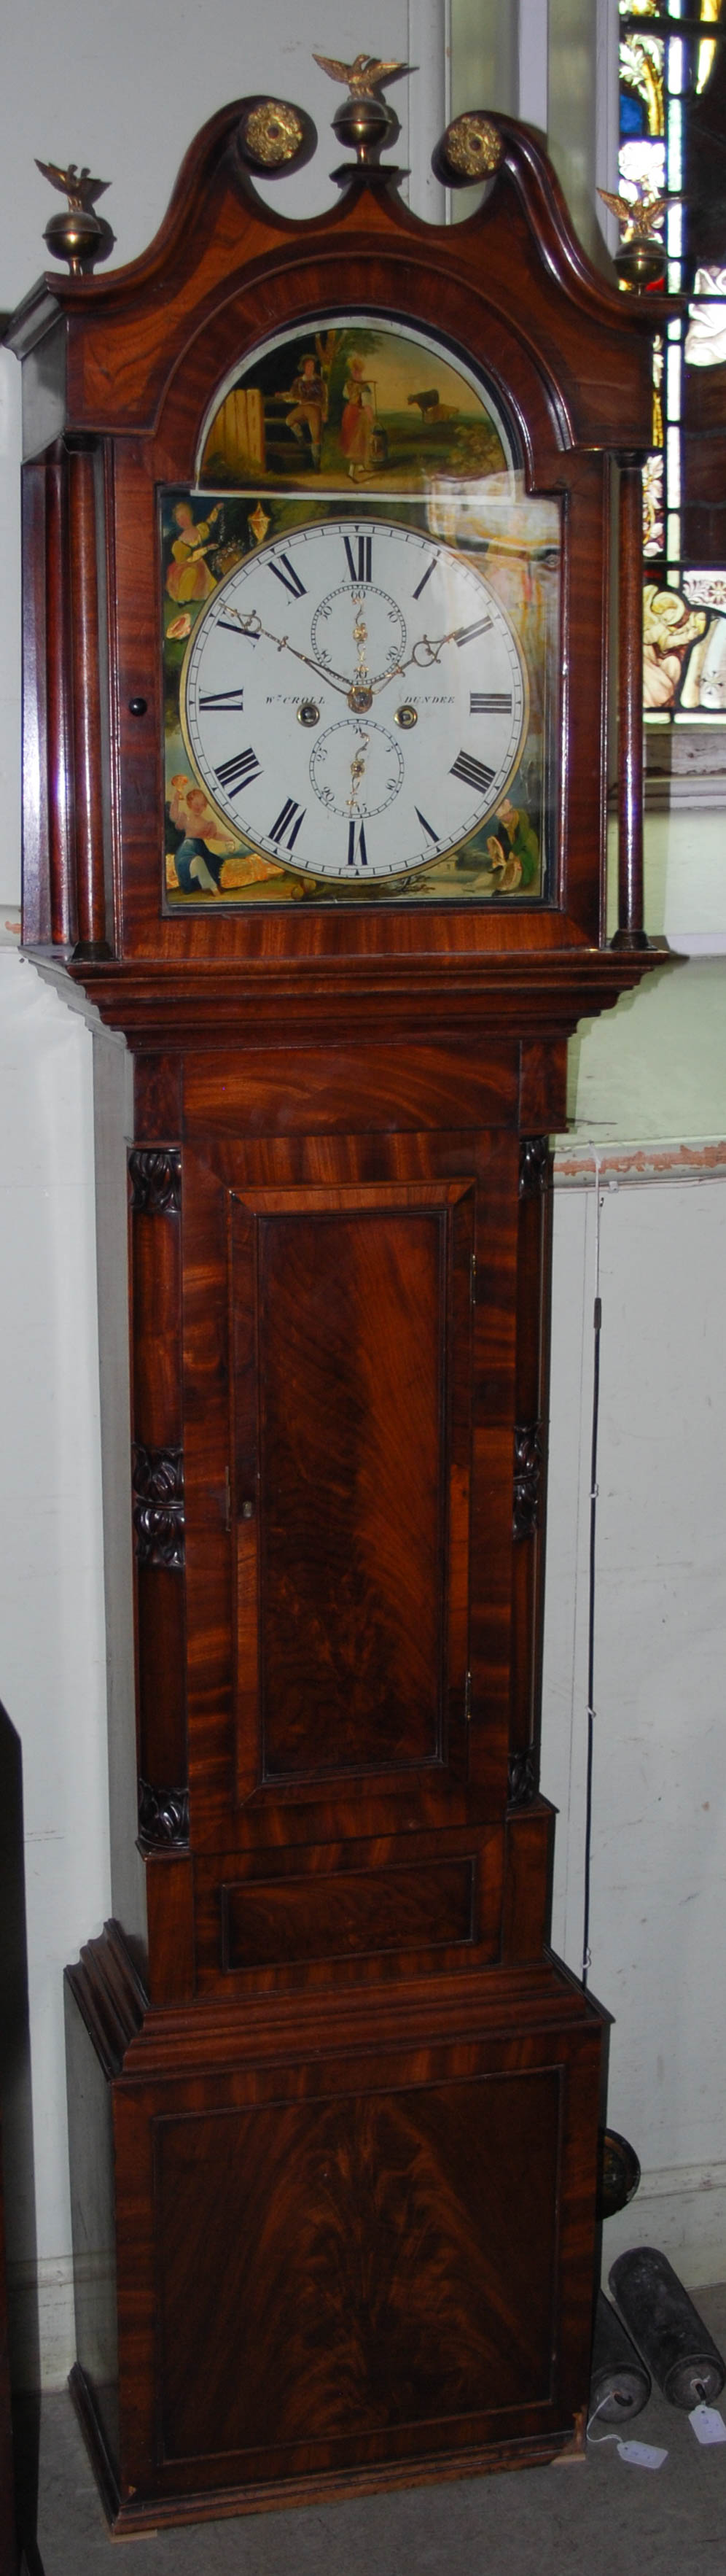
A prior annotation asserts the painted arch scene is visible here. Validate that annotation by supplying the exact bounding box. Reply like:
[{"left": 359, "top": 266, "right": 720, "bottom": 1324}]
[{"left": 197, "top": 320, "right": 512, "bottom": 493}]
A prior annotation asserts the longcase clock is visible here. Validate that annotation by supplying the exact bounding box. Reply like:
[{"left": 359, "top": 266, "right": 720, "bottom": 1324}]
[{"left": 9, "top": 70, "right": 660, "bottom": 2530}]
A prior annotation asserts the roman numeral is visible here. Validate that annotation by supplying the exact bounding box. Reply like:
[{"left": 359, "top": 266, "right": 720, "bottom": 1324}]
[
  {"left": 217, "top": 616, "right": 258, "bottom": 638},
  {"left": 450, "top": 750, "right": 496, "bottom": 796},
  {"left": 215, "top": 747, "right": 262, "bottom": 796},
  {"left": 454, "top": 616, "right": 493, "bottom": 648},
  {"left": 347, "top": 818, "right": 369, "bottom": 868},
  {"left": 268, "top": 553, "right": 307, "bottom": 600},
  {"left": 270, "top": 796, "right": 305, "bottom": 851},
  {"left": 198, "top": 687, "right": 245, "bottom": 712},
  {"left": 412, "top": 559, "right": 435, "bottom": 601},
  {"left": 343, "top": 532, "right": 372, "bottom": 583},
  {"left": 469, "top": 691, "right": 512, "bottom": 713},
  {"left": 415, "top": 807, "right": 440, "bottom": 845}
]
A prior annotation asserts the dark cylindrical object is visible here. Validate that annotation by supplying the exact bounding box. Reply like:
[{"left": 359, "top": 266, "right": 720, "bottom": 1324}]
[
  {"left": 609, "top": 2247, "right": 726, "bottom": 2410},
  {"left": 590, "top": 2291, "right": 652, "bottom": 2423},
  {"left": 598, "top": 2127, "right": 641, "bottom": 2221}
]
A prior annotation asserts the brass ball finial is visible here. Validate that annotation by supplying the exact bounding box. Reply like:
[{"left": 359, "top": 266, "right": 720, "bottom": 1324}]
[
  {"left": 36, "top": 159, "right": 112, "bottom": 274},
  {"left": 313, "top": 51, "right": 408, "bottom": 171},
  {"left": 597, "top": 185, "right": 666, "bottom": 292}
]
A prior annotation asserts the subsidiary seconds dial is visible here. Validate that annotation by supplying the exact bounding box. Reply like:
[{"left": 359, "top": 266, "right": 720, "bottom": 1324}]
[{"left": 180, "top": 516, "right": 528, "bottom": 882}]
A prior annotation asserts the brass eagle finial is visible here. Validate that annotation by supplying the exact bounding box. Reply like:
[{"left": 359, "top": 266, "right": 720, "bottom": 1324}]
[
  {"left": 35, "top": 160, "right": 109, "bottom": 209},
  {"left": 35, "top": 159, "right": 112, "bottom": 271},
  {"left": 597, "top": 184, "right": 666, "bottom": 245},
  {"left": 598, "top": 183, "right": 666, "bottom": 290},
  {"left": 313, "top": 53, "right": 406, "bottom": 101}
]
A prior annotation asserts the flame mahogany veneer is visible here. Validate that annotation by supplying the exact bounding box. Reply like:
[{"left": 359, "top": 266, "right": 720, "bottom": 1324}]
[{"left": 9, "top": 97, "right": 662, "bottom": 2528}]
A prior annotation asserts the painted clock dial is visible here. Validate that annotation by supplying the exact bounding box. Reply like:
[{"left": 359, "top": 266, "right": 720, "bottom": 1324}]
[
  {"left": 179, "top": 518, "right": 528, "bottom": 882},
  {"left": 162, "top": 314, "right": 561, "bottom": 908}
]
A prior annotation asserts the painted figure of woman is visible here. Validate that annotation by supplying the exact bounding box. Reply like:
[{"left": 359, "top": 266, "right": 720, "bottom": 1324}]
[
  {"left": 340, "top": 354, "right": 375, "bottom": 479},
  {"left": 165, "top": 502, "right": 222, "bottom": 602}
]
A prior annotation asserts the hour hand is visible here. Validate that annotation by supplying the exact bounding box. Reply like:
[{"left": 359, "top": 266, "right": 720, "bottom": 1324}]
[{"left": 230, "top": 608, "right": 353, "bottom": 699}]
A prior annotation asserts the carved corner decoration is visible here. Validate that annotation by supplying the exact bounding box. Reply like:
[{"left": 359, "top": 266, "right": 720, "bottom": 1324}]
[
  {"left": 128, "top": 1147, "right": 182, "bottom": 1215},
  {"left": 132, "top": 1446, "right": 185, "bottom": 1568},
  {"left": 513, "top": 1421, "right": 543, "bottom": 1540},
  {"left": 138, "top": 1780, "right": 190, "bottom": 1851},
  {"left": 519, "top": 1136, "right": 549, "bottom": 1198},
  {"left": 507, "top": 1748, "right": 539, "bottom": 1808}
]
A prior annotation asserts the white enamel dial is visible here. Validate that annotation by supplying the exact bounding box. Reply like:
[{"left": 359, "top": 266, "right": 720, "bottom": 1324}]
[{"left": 180, "top": 516, "right": 528, "bottom": 882}]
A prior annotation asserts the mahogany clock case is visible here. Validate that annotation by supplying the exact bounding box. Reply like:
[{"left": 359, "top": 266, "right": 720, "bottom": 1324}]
[{"left": 9, "top": 101, "right": 660, "bottom": 2529}]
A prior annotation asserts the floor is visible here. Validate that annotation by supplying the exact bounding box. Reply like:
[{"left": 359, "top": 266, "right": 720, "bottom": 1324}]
[{"left": 18, "top": 2285, "right": 726, "bottom": 2575}]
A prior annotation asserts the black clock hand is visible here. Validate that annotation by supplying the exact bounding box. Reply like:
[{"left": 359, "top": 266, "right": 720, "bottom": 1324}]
[
  {"left": 229, "top": 609, "right": 355, "bottom": 702},
  {"left": 229, "top": 602, "right": 475, "bottom": 712},
  {"left": 370, "top": 621, "right": 482, "bottom": 693},
  {"left": 233, "top": 607, "right": 396, "bottom": 716},
  {"left": 323, "top": 612, "right": 467, "bottom": 709}
]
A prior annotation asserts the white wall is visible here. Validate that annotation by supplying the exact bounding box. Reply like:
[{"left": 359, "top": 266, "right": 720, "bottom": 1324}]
[
  {"left": 0, "top": 947, "right": 110, "bottom": 2381},
  {"left": 544, "top": 1151, "right": 726, "bottom": 2289},
  {"left": 0, "top": 0, "right": 725, "bottom": 2393}
]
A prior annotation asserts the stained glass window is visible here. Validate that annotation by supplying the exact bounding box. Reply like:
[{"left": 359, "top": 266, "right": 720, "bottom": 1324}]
[{"left": 619, "top": 1, "right": 726, "bottom": 724}]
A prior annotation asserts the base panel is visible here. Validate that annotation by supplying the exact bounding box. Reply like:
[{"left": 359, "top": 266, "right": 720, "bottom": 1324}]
[
  {"left": 66, "top": 1928, "right": 605, "bottom": 2529},
  {"left": 70, "top": 2361, "right": 585, "bottom": 2534}
]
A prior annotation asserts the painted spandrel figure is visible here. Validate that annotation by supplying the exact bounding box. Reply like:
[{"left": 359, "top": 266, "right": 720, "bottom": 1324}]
[{"left": 284, "top": 352, "right": 327, "bottom": 468}]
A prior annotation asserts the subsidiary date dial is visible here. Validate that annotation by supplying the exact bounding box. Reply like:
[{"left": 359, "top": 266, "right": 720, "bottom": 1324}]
[{"left": 180, "top": 516, "right": 528, "bottom": 882}]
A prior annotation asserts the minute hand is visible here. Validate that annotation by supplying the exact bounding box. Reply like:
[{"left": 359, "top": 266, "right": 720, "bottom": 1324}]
[{"left": 371, "top": 618, "right": 493, "bottom": 691}]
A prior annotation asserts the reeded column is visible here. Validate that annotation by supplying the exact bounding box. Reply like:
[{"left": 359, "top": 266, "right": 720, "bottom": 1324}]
[
  {"left": 612, "top": 453, "right": 649, "bottom": 950},
  {"left": 128, "top": 1144, "right": 192, "bottom": 2006},
  {"left": 45, "top": 452, "right": 74, "bottom": 945},
  {"left": 67, "top": 435, "right": 112, "bottom": 959}
]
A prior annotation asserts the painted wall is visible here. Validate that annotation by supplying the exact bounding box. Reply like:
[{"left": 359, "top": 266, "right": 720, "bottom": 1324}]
[
  {"left": 0, "top": 0, "right": 725, "bottom": 2391},
  {"left": 544, "top": 1154, "right": 726, "bottom": 2290}
]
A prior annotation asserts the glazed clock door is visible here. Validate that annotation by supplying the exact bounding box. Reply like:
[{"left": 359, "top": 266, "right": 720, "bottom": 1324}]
[
  {"left": 162, "top": 310, "right": 561, "bottom": 917},
  {"left": 179, "top": 515, "right": 530, "bottom": 884}
]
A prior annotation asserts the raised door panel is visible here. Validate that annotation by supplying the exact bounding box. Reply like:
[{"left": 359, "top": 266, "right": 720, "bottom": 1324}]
[{"left": 229, "top": 1180, "right": 474, "bottom": 1799}]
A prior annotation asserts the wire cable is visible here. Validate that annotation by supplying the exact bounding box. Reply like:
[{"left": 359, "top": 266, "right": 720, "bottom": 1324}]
[{"left": 582, "top": 1158, "right": 603, "bottom": 1990}]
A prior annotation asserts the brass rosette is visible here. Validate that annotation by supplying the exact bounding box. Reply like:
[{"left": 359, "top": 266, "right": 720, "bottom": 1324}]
[
  {"left": 441, "top": 112, "right": 504, "bottom": 184},
  {"left": 238, "top": 99, "right": 306, "bottom": 171}
]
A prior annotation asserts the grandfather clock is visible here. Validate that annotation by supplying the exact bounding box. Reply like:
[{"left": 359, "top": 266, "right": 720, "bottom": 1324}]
[{"left": 9, "top": 68, "right": 660, "bottom": 2530}]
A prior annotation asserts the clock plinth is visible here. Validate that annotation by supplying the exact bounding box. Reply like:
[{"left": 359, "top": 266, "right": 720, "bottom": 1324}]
[{"left": 9, "top": 93, "right": 661, "bottom": 2526}]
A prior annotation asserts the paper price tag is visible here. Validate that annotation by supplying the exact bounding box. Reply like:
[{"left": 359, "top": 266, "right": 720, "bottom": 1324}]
[
  {"left": 617, "top": 2440, "right": 668, "bottom": 2470},
  {"left": 690, "top": 2405, "right": 726, "bottom": 2446}
]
